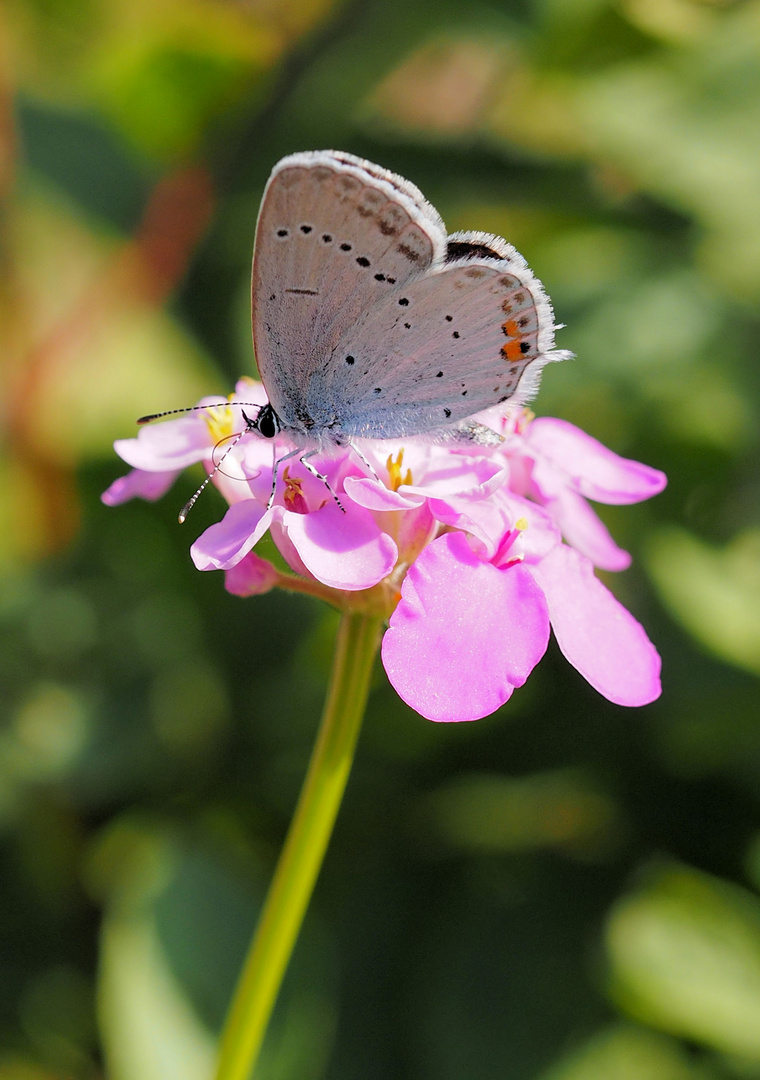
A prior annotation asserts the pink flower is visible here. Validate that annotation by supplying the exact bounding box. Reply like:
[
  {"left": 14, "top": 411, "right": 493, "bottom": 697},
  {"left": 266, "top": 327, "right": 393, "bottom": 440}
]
[
  {"left": 101, "top": 380, "right": 270, "bottom": 511},
  {"left": 104, "top": 381, "right": 666, "bottom": 722}
]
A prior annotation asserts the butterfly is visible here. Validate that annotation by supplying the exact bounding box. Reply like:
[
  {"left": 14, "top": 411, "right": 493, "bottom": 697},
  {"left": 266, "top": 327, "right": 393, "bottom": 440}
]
[{"left": 143, "top": 151, "right": 569, "bottom": 515}]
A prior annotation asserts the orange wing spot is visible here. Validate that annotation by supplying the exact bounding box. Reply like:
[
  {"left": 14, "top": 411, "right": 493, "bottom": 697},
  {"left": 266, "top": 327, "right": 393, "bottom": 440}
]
[
  {"left": 502, "top": 319, "right": 520, "bottom": 338},
  {"left": 501, "top": 339, "right": 524, "bottom": 362}
]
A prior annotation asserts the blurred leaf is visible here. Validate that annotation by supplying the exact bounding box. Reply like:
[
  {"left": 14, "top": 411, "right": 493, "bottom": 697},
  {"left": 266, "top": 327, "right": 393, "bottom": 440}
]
[
  {"left": 607, "top": 864, "right": 760, "bottom": 1059},
  {"left": 95, "top": 821, "right": 337, "bottom": 1080},
  {"left": 90, "top": 41, "right": 263, "bottom": 162},
  {"left": 8, "top": 187, "right": 221, "bottom": 467},
  {"left": 420, "top": 768, "right": 622, "bottom": 859},
  {"left": 9, "top": 0, "right": 339, "bottom": 160},
  {"left": 19, "top": 965, "right": 96, "bottom": 1076},
  {"left": 647, "top": 527, "right": 760, "bottom": 677},
  {"left": 363, "top": 34, "right": 512, "bottom": 138},
  {"left": 99, "top": 909, "right": 216, "bottom": 1080},
  {"left": 577, "top": 5, "right": 760, "bottom": 300},
  {"left": 619, "top": 0, "right": 720, "bottom": 46},
  {"left": 0, "top": 1060, "right": 61, "bottom": 1080},
  {"left": 489, "top": 66, "right": 586, "bottom": 159},
  {"left": 154, "top": 842, "right": 337, "bottom": 1080},
  {"left": 538, "top": 1022, "right": 716, "bottom": 1080}
]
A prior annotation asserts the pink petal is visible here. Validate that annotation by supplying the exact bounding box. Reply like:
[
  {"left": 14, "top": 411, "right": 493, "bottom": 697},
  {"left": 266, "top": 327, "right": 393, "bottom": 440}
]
[
  {"left": 101, "top": 469, "right": 179, "bottom": 505},
  {"left": 284, "top": 502, "right": 397, "bottom": 591},
  {"left": 504, "top": 497, "right": 562, "bottom": 565},
  {"left": 403, "top": 456, "right": 507, "bottom": 499},
  {"left": 528, "top": 418, "right": 667, "bottom": 504},
  {"left": 115, "top": 415, "right": 216, "bottom": 471},
  {"left": 395, "top": 502, "right": 438, "bottom": 565},
  {"left": 543, "top": 488, "right": 632, "bottom": 571},
  {"left": 232, "top": 379, "right": 268, "bottom": 407},
  {"left": 430, "top": 491, "right": 559, "bottom": 563},
  {"left": 343, "top": 476, "right": 425, "bottom": 511},
  {"left": 382, "top": 532, "right": 550, "bottom": 722},
  {"left": 427, "top": 495, "right": 513, "bottom": 559},
  {"left": 270, "top": 518, "right": 316, "bottom": 580},
  {"left": 529, "top": 545, "right": 662, "bottom": 706},
  {"left": 224, "top": 552, "right": 278, "bottom": 597},
  {"left": 190, "top": 500, "right": 274, "bottom": 571}
]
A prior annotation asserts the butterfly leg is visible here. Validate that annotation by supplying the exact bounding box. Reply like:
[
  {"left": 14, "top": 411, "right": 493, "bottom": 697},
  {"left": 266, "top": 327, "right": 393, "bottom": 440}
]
[
  {"left": 269, "top": 445, "right": 302, "bottom": 509},
  {"left": 347, "top": 441, "right": 380, "bottom": 481},
  {"left": 300, "top": 451, "right": 346, "bottom": 513}
]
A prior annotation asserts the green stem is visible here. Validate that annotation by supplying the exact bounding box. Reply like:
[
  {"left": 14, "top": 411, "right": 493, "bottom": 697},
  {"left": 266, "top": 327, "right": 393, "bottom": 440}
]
[{"left": 214, "top": 610, "right": 383, "bottom": 1080}]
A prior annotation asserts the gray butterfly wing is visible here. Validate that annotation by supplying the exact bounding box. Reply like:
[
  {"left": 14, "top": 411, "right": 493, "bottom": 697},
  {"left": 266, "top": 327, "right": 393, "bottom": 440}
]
[
  {"left": 251, "top": 151, "right": 448, "bottom": 433},
  {"left": 305, "top": 230, "right": 568, "bottom": 440}
]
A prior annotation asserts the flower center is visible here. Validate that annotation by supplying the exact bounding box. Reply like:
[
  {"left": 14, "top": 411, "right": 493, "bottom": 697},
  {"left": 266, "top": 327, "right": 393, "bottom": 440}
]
[
  {"left": 493, "top": 515, "right": 529, "bottom": 566},
  {"left": 283, "top": 467, "right": 309, "bottom": 514},
  {"left": 386, "top": 450, "right": 413, "bottom": 492},
  {"left": 203, "top": 402, "right": 237, "bottom": 446}
]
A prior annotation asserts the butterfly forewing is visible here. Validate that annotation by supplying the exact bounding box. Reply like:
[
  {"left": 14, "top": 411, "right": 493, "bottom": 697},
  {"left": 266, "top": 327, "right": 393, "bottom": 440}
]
[
  {"left": 252, "top": 151, "right": 448, "bottom": 430},
  {"left": 306, "top": 252, "right": 559, "bottom": 440}
]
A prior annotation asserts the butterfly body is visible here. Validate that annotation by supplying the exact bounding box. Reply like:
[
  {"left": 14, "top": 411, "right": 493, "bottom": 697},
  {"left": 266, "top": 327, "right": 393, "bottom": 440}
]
[{"left": 250, "top": 151, "right": 569, "bottom": 454}]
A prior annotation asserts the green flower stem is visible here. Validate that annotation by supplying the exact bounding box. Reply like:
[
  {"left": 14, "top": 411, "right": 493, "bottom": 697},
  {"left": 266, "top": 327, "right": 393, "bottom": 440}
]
[{"left": 214, "top": 610, "right": 383, "bottom": 1080}]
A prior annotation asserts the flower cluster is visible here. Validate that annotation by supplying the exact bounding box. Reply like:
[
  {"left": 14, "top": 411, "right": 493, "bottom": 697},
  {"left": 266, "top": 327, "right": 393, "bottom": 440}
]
[{"left": 104, "top": 377, "right": 666, "bottom": 721}]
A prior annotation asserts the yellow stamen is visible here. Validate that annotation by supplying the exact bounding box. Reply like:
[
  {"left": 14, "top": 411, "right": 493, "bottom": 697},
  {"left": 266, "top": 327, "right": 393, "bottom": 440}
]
[
  {"left": 203, "top": 402, "right": 237, "bottom": 445},
  {"left": 386, "top": 449, "right": 413, "bottom": 492},
  {"left": 516, "top": 408, "right": 535, "bottom": 435},
  {"left": 515, "top": 517, "right": 528, "bottom": 532},
  {"left": 283, "top": 466, "right": 305, "bottom": 510}
]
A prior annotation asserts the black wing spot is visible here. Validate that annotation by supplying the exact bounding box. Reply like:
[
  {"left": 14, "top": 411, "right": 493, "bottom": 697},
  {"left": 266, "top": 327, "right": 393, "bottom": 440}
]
[
  {"left": 462, "top": 390, "right": 468, "bottom": 396},
  {"left": 276, "top": 228, "right": 289, "bottom": 237},
  {"left": 397, "top": 243, "right": 421, "bottom": 262},
  {"left": 398, "top": 297, "right": 409, "bottom": 306},
  {"left": 518, "top": 315, "right": 530, "bottom": 327},
  {"left": 374, "top": 273, "right": 386, "bottom": 281},
  {"left": 520, "top": 341, "right": 531, "bottom": 354},
  {"left": 269, "top": 293, "right": 276, "bottom": 301},
  {"left": 300, "top": 224, "right": 312, "bottom": 234},
  {"left": 356, "top": 256, "right": 370, "bottom": 267},
  {"left": 404, "top": 322, "right": 411, "bottom": 329},
  {"left": 436, "top": 371, "right": 443, "bottom": 378},
  {"left": 340, "top": 242, "right": 352, "bottom": 251},
  {"left": 445, "top": 315, "right": 453, "bottom": 322},
  {"left": 345, "top": 355, "right": 355, "bottom": 365},
  {"left": 446, "top": 239, "right": 504, "bottom": 262},
  {"left": 373, "top": 387, "right": 382, "bottom": 395},
  {"left": 322, "top": 233, "right": 333, "bottom": 243},
  {"left": 444, "top": 408, "right": 452, "bottom": 418},
  {"left": 452, "top": 331, "right": 460, "bottom": 339},
  {"left": 387, "top": 276, "right": 396, "bottom": 284}
]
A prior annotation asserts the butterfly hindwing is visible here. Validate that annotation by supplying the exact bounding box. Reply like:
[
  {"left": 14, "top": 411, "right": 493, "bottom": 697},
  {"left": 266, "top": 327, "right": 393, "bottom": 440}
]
[{"left": 304, "top": 236, "right": 562, "bottom": 440}]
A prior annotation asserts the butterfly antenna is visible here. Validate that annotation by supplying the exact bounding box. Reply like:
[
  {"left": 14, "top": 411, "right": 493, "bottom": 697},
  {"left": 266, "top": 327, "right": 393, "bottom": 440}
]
[
  {"left": 178, "top": 429, "right": 248, "bottom": 524},
  {"left": 137, "top": 402, "right": 262, "bottom": 425}
]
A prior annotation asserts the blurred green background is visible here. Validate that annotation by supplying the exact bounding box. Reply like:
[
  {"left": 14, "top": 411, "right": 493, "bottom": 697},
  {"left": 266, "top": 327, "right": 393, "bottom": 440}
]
[{"left": 2, "top": 0, "right": 760, "bottom": 1076}]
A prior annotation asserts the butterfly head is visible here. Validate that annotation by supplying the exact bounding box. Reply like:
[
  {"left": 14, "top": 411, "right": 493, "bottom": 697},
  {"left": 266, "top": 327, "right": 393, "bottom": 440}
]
[{"left": 243, "top": 402, "right": 280, "bottom": 440}]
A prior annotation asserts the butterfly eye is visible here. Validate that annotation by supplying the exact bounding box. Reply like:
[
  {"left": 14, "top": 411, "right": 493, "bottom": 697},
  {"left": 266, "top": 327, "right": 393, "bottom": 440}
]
[{"left": 257, "top": 405, "right": 278, "bottom": 439}]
